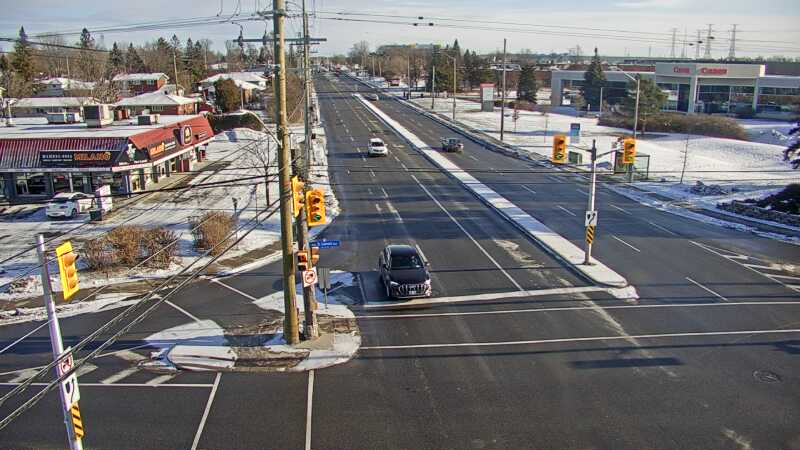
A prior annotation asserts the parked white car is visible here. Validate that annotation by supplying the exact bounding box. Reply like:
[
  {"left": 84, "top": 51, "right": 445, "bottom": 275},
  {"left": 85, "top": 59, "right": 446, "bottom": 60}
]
[
  {"left": 368, "top": 138, "right": 389, "bottom": 157},
  {"left": 46, "top": 192, "right": 94, "bottom": 219}
]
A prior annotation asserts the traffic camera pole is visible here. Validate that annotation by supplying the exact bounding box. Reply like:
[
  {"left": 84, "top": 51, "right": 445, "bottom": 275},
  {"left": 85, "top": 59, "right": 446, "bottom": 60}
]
[
  {"left": 36, "top": 235, "right": 83, "bottom": 450},
  {"left": 584, "top": 141, "right": 598, "bottom": 266},
  {"left": 273, "top": 0, "right": 300, "bottom": 345}
]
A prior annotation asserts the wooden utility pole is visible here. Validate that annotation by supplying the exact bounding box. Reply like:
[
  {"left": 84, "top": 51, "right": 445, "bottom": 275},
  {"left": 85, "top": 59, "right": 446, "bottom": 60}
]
[{"left": 273, "top": 0, "right": 300, "bottom": 345}]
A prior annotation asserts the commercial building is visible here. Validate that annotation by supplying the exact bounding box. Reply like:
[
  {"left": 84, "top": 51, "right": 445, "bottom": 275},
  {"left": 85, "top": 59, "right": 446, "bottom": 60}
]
[
  {"left": 0, "top": 113, "right": 214, "bottom": 202},
  {"left": 550, "top": 62, "right": 800, "bottom": 118}
]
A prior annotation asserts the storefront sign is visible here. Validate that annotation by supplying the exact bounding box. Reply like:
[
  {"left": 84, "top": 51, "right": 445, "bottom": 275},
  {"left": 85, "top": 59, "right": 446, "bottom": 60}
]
[
  {"left": 657, "top": 62, "right": 764, "bottom": 78},
  {"left": 40, "top": 152, "right": 74, "bottom": 167},
  {"left": 673, "top": 67, "right": 691, "bottom": 74},
  {"left": 179, "top": 125, "right": 193, "bottom": 145},
  {"left": 699, "top": 67, "right": 728, "bottom": 76},
  {"left": 41, "top": 151, "right": 116, "bottom": 167},
  {"left": 164, "top": 139, "right": 177, "bottom": 151},
  {"left": 148, "top": 143, "right": 165, "bottom": 158}
]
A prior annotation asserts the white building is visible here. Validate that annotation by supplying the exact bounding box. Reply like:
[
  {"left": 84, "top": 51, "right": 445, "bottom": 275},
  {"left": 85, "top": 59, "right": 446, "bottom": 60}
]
[{"left": 37, "top": 78, "right": 96, "bottom": 97}]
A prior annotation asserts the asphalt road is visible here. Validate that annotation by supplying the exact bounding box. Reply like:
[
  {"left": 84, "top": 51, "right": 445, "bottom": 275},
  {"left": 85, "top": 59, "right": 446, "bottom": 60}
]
[{"left": 0, "top": 72, "right": 797, "bottom": 450}]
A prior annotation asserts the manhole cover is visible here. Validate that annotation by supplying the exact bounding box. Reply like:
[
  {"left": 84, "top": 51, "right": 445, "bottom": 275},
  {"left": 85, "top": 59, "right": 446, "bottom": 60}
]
[{"left": 753, "top": 370, "right": 781, "bottom": 383}]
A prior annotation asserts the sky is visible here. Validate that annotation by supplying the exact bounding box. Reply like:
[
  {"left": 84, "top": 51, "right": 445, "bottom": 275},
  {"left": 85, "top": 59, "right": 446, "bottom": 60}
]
[{"left": 0, "top": 0, "right": 798, "bottom": 59}]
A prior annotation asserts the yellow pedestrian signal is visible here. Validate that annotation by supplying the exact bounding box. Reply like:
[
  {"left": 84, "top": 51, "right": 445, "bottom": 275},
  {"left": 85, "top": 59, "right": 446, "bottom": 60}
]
[
  {"left": 291, "top": 176, "right": 305, "bottom": 218},
  {"left": 56, "top": 241, "right": 79, "bottom": 301},
  {"left": 297, "top": 250, "right": 310, "bottom": 272},
  {"left": 305, "top": 189, "right": 326, "bottom": 227},
  {"left": 310, "top": 247, "right": 320, "bottom": 265},
  {"left": 552, "top": 134, "right": 567, "bottom": 164},
  {"left": 622, "top": 138, "right": 637, "bottom": 164}
]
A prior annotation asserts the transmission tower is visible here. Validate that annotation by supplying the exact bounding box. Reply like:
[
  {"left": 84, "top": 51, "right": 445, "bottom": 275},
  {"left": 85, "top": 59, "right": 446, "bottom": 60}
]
[
  {"left": 670, "top": 28, "right": 677, "bottom": 59},
  {"left": 680, "top": 28, "right": 687, "bottom": 59},
  {"left": 728, "top": 24, "right": 738, "bottom": 60},
  {"left": 703, "top": 24, "right": 713, "bottom": 59},
  {"left": 695, "top": 29, "right": 702, "bottom": 59}
]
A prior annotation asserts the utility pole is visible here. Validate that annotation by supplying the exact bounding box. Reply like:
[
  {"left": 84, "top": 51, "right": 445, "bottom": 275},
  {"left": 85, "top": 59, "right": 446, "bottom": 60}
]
[
  {"left": 430, "top": 65, "right": 436, "bottom": 110},
  {"left": 704, "top": 24, "right": 714, "bottom": 59},
  {"left": 299, "top": 0, "right": 318, "bottom": 339},
  {"left": 37, "top": 235, "right": 83, "bottom": 450},
  {"left": 599, "top": 86, "right": 604, "bottom": 116},
  {"left": 406, "top": 55, "right": 411, "bottom": 99},
  {"left": 452, "top": 55, "right": 457, "bottom": 121},
  {"left": 172, "top": 51, "right": 179, "bottom": 94},
  {"left": 500, "top": 38, "right": 507, "bottom": 142},
  {"left": 670, "top": 28, "right": 677, "bottom": 59},
  {"left": 695, "top": 30, "right": 702, "bottom": 59},
  {"left": 273, "top": 0, "right": 300, "bottom": 345},
  {"left": 728, "top": 24, "right": 738, "bottom": 60},
  {"left": 584, "top": 141, "right": 598, "bottom": 265}
]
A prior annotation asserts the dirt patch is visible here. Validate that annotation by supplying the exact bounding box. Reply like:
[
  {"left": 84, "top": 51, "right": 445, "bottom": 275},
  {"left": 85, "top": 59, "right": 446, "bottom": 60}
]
[
  {"left": 232, "top": 346, "right": 308, "bottom": 370},
  {"left": 206, "top": 241, "right": 282, "bottom": 274}
]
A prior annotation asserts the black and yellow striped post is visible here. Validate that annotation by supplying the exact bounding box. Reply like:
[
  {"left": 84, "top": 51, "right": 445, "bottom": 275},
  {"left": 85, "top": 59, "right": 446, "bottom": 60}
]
[
  {"left": 586, "top": 225, "right": 596, "bottom": 245},
  {"left": 70, "top": 403, "right": 84, "bottom": 440}
]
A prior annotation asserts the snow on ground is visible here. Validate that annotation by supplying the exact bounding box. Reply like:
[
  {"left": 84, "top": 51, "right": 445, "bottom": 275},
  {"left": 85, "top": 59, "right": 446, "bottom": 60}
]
[{"left": 0, "top": 104, "right": 336, "bottom": 303}]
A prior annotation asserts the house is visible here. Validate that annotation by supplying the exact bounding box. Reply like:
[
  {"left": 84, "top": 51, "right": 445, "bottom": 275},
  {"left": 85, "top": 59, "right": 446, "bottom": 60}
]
[
  {"left": 36, "top": 78, "right": 96, "bottom": 97},
  {"left": 161, "top": 84, "right": 185, "bottom": 96},
  {"left": 10, "top": 97, "right": 98, "bottom": 117},
  {"left": 112, "top": 73, "right": 170, "bottom": 97},
  {"left": 199, "top": 72, "right": 269, "bottom": 90},
  {"left": 115, "top": 91, "right": 200, "bottom": 115}
]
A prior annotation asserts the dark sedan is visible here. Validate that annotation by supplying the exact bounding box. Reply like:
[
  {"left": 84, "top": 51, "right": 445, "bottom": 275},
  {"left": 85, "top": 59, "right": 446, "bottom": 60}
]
[{"left": 378, "top": 244, "right": 432, "bottom": 299}]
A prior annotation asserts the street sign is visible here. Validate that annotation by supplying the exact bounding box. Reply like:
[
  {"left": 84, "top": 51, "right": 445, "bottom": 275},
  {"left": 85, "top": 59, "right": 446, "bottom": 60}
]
[
  {"left": 56, "top": 350, "right": 80, "bottom": 407},
  {"left": 317, "top": 267, "right": 331, "bottom": 291},
  {"left": 585, "top": 210, "right": 598, "bottom": 227},
  {"left": 309, "top": 239, "right": 340, "bottom": 249},
  {"left": 303, "top": 267, "right": 318, "bottom": 287},
  {"left": 570, "top": 123, "right": 581, "bottom": 144}
]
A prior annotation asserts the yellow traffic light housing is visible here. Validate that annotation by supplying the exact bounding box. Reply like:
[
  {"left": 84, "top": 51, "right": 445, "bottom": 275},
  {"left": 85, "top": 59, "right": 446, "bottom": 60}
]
[
  {"left": 622, "top": 138, "right": 637, "bottom": 164},
  {"left": 305, "top": 189, "right": 326, "bottom": 227},
  {"left": 291, "top": 176, "right": 305, "bottom": 218},
  {"left": 310, "top": 247, "right": 320, "bottom": 265},
  {"left": 55, "top": 241, "right": 79, "bottom": 301},
  {"left": 552, "top": 134, "right": 567, "bottom": 164},
  {"left": 297, "top": 250, "right": 310, "bottom": 272}
]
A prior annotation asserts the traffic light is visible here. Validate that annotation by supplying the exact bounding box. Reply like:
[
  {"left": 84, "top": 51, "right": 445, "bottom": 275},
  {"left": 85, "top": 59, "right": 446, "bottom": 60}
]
[
  {"left": 291, "top": 176, "right": 305, "bottom": 218},
  {"left": 310, "top": 247, "right": 320, "bottom": 265},
  {"left": 55, "top": 241, "right": 79, "bottom": 301},
  {"left": 622, "top": 138, "right": 637, "bottom": 164},
  {"left": 552, "top": 134, "right": 567, "bottom": 164},
  {"left": 306, "top": 189, "right": 326, "bottom": 227},
  {"left": 297, "top": 250, "right": 310, "bottom": 272}
]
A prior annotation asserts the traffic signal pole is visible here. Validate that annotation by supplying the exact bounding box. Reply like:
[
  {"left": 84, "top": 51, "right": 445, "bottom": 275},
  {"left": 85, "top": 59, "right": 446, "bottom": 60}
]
[
  {"left": 36, "top": 235, "right": 83, "bottom": 450},
  {"left": 584, "top": 142, "right": 598, "bottom": 265}
]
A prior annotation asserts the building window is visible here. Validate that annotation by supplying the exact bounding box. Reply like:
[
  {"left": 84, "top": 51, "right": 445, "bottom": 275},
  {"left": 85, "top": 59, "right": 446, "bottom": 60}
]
[
  {"left": 14, "top": 173, "right": 48, "bottom": 196},
  {"left": 150, "top": 105, "right": 164, "bottom": 112},
  {"left": 147, "top": 80, "right": 155, "bottom": 85}
]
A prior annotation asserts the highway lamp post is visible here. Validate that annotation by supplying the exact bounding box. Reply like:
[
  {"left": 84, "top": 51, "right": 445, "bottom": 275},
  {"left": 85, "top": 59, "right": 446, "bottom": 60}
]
[
  {"left": 443, "top": 53, "right": 457, "bottom": 121},
  {"left": 583, "top": 140, "right": 617, "bottom": 265},
  {"left": 431, "top": 65, "right": 436, "bottom": 110},
  {"left": 500, "top": 38, "right": 507, "bottom": 141}
]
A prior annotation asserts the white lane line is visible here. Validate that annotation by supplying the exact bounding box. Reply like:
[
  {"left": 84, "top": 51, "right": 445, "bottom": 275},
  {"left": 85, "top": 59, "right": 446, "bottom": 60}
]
[
  {"left": 743, "top": 263, "right": 778, "bottom": 271},
  {"left": 768, "top": 274, "right": 800, "bottom": 282},
  {"left": 556, "top": 205, "right": 577, "bottom": 217},
  {"left": 360, "top": 286, "right": 606, "bottom": 309},
  {"left": 349, "top": 136, "right": 354, "bottom": 141},
  {"left": 358, "top": 301, "right": 800, "bottom": 319},
  {"left": 0, "top": 382, "right": 214, "bottom": 388},
  {"left": 411, "top": 174, "right": 524, "bottom": 292},
  {"left": 609, "top": 204, "right": 632, "bottom": 215},
  {"left": 468, "top": 155, "right": 479, "bottom": 162},
  {"left": 146, "top": 374, "right": 176, "bottom": 386},
  {"left": 100, "top": 367, "right": 139, "bottom": 385},
  {"left": 191, "top": 372, "right": 222, "bottom": 450},
  {"left": 385, "top": 202, "right": 403, "bottom": 223},
  {"left": 400, "top": 162, "right": 408, "bottom": 170},
  {"left": 369, "top": 169, "right": 376, "bottom": 177},
  {"left": 361, "top": 328, "right": 800, "bottom": 350},
  {"left": 611, "top": 235, "right": 641, "bottom": 253},
  {"left": 360, "top": 155, "right": 366, "bottom": 163},
  {"left": 545, "top": 174, "right": 561, "bottom": 182},
  {"left": 392, "top": 154, "right": 400, "bottom": 162},
  {"left": 685, "top": 277, "right": 729, "bottom": 302},
  {"left": 304, "top": 369, "right": 315, "bottom": 450},
  {"left": 521, "top": 185, "right": 536, "bottom": 195},
  {"left": 166, "top": 300, "right": 202, "bottom": 322},
  {"left": 380, "top": 187, "right": 389, "bottom": 199},
  {"left": 647, "top": 220, "right": 679, "bottom": 236},
  {"left": 211, "top": 278, "right": 258, "bottom": 301}
]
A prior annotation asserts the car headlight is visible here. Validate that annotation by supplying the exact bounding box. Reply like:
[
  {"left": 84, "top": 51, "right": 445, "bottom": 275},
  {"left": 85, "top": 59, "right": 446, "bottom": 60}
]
[
  {"left": 389, "top": 281, "right": 399, "bottom": 287},
  {"left": 424, "top": 279, "right": 431, "bottom": 287}
]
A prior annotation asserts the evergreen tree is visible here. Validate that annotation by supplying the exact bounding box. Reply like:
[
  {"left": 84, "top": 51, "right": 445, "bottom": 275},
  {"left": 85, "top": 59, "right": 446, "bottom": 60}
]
[
  {"left": 77, "top": 28, "right": 102, "bottom": 80},
  {"left": 517, "top": 64, "right": 539, "bottom": 103},
  {"left": 106, "top": 42, "right": 126, "bottom": 78},
  {"left": 580, "top": 47, "right": 606, "bottom": 111},
  {"left": 783, "top": 122, "right": 799, "bottom": 169},
  {"left": 214, "top": 78, "right": 241, "bottom": 112},
  {"left": 623, "top": 77, "right": 667, "bottom": 134},
  {"left": 10, "top": 26, "right": 35, "bottom": 96},
  {"left": 125, "top": 44, "right": 147, "bottom": 73},
  {"left": 0, "top": 54, "right": 10, "bottom": 94}
]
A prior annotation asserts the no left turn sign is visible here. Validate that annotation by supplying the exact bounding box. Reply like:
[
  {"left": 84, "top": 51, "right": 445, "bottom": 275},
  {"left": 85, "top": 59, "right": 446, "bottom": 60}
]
[{"left": 303, "top": 268, "right": 318, "bottom": 287}]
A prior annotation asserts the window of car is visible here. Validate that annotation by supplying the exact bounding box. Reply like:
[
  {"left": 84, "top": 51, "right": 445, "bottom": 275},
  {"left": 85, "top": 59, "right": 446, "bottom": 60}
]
[
  {"left": 391, "top": 254, "right": 423, "bottom": 270},
  {"left": 371, "top": 140, "right": 385, "bottom": 147}
]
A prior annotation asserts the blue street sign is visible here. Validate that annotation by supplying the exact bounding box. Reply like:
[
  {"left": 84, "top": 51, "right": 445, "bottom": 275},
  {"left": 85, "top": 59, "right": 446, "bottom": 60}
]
[{"left": 310, "top": 239, "right": 341, "bottom": 249}]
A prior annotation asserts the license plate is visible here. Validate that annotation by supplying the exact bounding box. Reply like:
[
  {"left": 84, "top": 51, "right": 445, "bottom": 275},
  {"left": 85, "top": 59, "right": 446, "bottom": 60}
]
[{"left": 409, "top": 290, "right": 416, "bottom": 295}]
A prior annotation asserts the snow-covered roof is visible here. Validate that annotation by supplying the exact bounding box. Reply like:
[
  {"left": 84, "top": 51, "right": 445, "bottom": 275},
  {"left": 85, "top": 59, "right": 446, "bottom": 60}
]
[
  {"left": 112, "top": 73, "right": 169, "bottom": 82},
  {"left": 11, "top": 97, "right": 98, "bottom": 108},
  {"left": 200, "top": 72, "right": 268, "bottom": 85},
  {"left": 0, "top": 115, "right": 203, "bottom": 139},
  {"left": 115, "top": 91, "right": 199, "bottom": 107},
  {"left": 38, "top": 78, "right": 96, "bottom": 90}
]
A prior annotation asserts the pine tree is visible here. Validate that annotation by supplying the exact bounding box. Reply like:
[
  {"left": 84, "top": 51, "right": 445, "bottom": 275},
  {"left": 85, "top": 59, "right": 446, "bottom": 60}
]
[
  {"left": 125, "top": 44, "right": 147, "bottom": 73},
  {"left": 214, "top": 78, "right": 241, "bottom": 113},
  {"left": 623, "top": 77, "right": 667, "bottom": 134},
  {"left": 580, "top": 47, "right": 606, "bottom": 111},
  {"left": 517, "top": 64, "right": 538, "bottom": 103},
  {"left": 0, "top": 54, "right": 10, "bottom": 94},
  {"left": 106, "top": 42, "right": 126, "bottom": 78},
  {"left": 10, "top": 26, "right": 35, "bottom": 96},
  {"left": 77, "top": 28, "right": 102, "bottom": 81}
]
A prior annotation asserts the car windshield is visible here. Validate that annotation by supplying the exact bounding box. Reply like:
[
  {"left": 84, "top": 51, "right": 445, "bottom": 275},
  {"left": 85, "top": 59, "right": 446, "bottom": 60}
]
[
  {"left": 370, "top": 141, "right": 384, "bottom": 147},
  {"left": 391, "top": 254, "right": 423, "bottom": 269},
  {"left": 49, "top": 198, "right": 70, "bottom": 204}
]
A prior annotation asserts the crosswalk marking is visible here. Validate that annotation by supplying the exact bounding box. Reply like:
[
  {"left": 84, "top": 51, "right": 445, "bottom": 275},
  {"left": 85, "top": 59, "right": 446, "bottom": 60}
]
[
  {"left": 100, "top": 367, "right": 139, "bottom": 385},
  {"left": 146, "top": 374, "right": 176, "bottom": 386},
  {"left": 691, "top": 241, "right": 800, "bottom": 293}
]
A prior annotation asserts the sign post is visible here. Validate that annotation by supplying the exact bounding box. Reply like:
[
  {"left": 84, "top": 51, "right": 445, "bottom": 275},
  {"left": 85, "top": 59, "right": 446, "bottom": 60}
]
[
  {"left": 317, "top": 267, "right": 331, "bottom": 309},
  {"left": 36, "top": 235, "right": 83, "bottom": 450},
  {"left": 584, "top": 140, "right": 598, "bottom": 265}
]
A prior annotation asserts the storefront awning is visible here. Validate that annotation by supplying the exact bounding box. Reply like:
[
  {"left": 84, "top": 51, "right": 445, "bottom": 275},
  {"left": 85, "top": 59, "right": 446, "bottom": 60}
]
[{"left": 0, "top": 138, "right": 128, "bottom": 169}]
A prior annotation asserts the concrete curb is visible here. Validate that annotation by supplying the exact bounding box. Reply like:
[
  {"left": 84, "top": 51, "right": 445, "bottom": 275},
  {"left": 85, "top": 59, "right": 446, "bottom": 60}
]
[{"left": 353, "top": 92, "right": 628, "bottom": 288}]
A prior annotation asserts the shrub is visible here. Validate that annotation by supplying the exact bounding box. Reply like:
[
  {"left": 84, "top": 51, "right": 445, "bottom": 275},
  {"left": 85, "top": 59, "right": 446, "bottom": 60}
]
[
  {"left": 191, "top": 211, "right": 236, "bottom": 256},
  {"left": 80, "top": 225, "right": 179, "bottom": 271},
  {"left": 598, "top": 112, "right": 749, "bottom": 140},
  {"left": 755, "top": 183, "right": 800, "bottom": 215},
  {"left": 208, "top": 112, "right": 264, "bottom": 134},
  {"left": 82, "top": 238, "right": 116, "bottom": 271},
  {"left": 105, "top": 225, "right": 145, "bottom": 265},
  {"left": 141, "top": 227, "right": 179, "bottom": 268}
]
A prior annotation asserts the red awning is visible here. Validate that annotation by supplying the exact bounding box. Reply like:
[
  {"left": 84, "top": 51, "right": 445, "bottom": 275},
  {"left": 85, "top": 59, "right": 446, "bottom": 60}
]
[{"left": 0, "top": 138, "right": 128, "bottom": 169}]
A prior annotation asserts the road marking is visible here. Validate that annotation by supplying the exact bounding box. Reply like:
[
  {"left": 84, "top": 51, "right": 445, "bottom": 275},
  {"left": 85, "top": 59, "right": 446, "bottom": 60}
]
[
  {"left": 100, "top": 367, "right": 139, "bottom": 385},
  {"left": 146, "top": 374, "right": 176, "bottom": 386},
  {"left": 360, "top": 328, "right": 800, "bottom": 350},
  {"left": 361, "top": 286, "right": 606, "bottom": 309},
  {"left": 468, "top": 155, "right": 479, "bottom": 162},
  {"left": 211, "top": 278, "right": 258, "bottom": 301},
  {"left": 576, "top": 188, "right": 588, "bottom": 195},
  {"left": 647, "top": 220, "right": 679, "bottom": 236},
  {"left": 385, "top": 201, "right": 403, "bottom": 223},
  {"left": 166, "top": 300, "right": 202, "bottom": 322},
  {"left": 360, "top": 155, "right": 366, "bottom": 163},
  {"left": 411, "top": 174, "right": 524, "bottom": 292},
  {"left": 685, "top": 277, "right": 729, "bottom": 302},
  {"left": 545, "top": 174, "right": 561, "bottom": 182},
  {"left": 305, "top": 369, "right": 315, "bottom": 450},
  {"left": 768, "top": 274, "right": 800, "bottom": 282},
  {"left": 380, "top": 187, "right": 389, "bottom": 199},
  {"left": 392, "top": 154, "right": 400, "bottom": 162},
  {"left": 358, "top": 301, "right": 800, "bottom": 319},
  {"left": 611, "top": 235, "right": 641, "bottom": 252},
  {"left": 556, "top": 205, "right": 577, "bottom": 217},
  {"left": 400, "top": 162, "right": 408, "bottom": 170},
  {"left": 521, "top": 185, "right": 536, "bottom": 195},
  {"left": 0, "top": 382, "right": 214, "bottom": 388},
  {"left": 369, "top": 169, "right": 376, "bottom": 177},
  {"left": 609, "top": 204, "right": 632, "bottom": 215},
  {"left": 191, "top": 372, "right": 222, "bottom": 450}
]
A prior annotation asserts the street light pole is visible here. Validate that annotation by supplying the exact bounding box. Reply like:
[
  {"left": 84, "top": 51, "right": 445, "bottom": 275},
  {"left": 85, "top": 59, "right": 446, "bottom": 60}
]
[
  {"left": 500, "top": 38, "right": 507, "bottom": 141},
  {"left": 619, "top": 70, "right": 641, "bottom": 182},
  {"left": 443, "top": 53, "right": 457, "bottom": 121}
]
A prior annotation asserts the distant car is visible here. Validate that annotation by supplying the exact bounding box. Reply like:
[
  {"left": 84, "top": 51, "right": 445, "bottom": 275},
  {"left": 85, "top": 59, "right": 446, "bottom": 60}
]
[
  {"left": 378, "top": 244, "right": 432, "bottom": 299},
  {"left": 46, "top": 192, "right": 94, "bottom": 219},
  {"left": 441, "top": 137, "right": 464, "bottom": 152},
  {"left": 367, "top": 93, "right": 379, "bottom": 101},
  {"left": 368, "top": 138, "right": 389, "bottom": 156}
]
